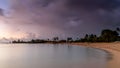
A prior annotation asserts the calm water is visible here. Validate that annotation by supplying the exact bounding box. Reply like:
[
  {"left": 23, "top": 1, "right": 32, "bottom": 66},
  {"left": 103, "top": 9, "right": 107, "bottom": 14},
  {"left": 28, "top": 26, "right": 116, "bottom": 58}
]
[{"left": 0, "top": 44, "right": 110, "bottom": 68}]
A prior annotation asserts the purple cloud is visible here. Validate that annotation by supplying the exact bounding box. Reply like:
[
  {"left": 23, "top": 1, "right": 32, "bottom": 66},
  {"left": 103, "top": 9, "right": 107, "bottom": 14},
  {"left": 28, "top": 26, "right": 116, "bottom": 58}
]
[{"left": 4, "top": 0, "right": 120, "bottom": 39}]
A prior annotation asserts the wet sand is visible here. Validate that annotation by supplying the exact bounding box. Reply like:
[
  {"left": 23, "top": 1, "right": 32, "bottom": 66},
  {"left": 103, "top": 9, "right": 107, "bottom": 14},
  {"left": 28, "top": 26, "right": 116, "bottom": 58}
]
[{"left": 72, "top": 42, "right": 120, "bottom": 68}]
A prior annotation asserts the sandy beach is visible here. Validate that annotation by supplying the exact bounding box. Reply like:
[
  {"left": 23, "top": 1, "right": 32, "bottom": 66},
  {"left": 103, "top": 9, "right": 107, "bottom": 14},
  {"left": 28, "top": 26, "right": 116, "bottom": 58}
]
[{"left": 72, "top": 42, "right": 120, "bottom": 68}]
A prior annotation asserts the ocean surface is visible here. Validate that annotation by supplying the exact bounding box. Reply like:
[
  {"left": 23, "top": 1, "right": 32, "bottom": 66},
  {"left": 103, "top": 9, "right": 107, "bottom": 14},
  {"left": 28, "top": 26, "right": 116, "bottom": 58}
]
[{"left": 0, "top": 44, "right": 110, "bottom": 68}]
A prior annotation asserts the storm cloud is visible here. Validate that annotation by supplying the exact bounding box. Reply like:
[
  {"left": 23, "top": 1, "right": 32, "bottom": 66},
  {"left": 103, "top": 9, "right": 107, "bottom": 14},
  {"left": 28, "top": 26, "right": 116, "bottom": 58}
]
[
  {"left": 0, "top": 8, "right": 4, "bottom": 16},
  {"left": 6, "top": 0, "right": 120, "bottom": 39},
  {"left": 68, "top": 0, "right": 120, "bottom": 10}
]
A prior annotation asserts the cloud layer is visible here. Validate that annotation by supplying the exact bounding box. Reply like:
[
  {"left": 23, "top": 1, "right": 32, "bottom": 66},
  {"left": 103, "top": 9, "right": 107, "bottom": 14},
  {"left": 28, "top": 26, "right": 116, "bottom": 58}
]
[{"left": 2, "top": 0, "right": 120, "bottom": 39}]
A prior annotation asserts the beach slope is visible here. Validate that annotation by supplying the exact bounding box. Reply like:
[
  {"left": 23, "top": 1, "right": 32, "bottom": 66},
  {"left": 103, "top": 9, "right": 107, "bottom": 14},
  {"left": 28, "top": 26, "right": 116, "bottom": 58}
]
[{"left": 73, "top": 42, "right": 120, "bottom": 68}]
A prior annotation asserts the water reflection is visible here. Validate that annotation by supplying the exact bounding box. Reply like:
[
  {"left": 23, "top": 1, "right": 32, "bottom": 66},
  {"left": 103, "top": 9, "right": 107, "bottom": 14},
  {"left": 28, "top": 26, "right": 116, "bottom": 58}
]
[{"left": 0, "top": 44, "right": 109, "bottom": 68}]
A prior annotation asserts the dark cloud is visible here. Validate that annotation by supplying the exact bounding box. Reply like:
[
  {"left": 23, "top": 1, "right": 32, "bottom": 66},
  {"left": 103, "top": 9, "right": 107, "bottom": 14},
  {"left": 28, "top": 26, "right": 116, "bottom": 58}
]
[
  {"left": 8, "top": 0, "right": 120, "bottom": 39},
  {"left": 30, "top": 0, "right": 55, "bottom": 7},
  {"left": 67, "top": 0, "right": 120, "bottom": 10},
  {"left": 0, "top": 8, "right": 4, "bottom": 16}
]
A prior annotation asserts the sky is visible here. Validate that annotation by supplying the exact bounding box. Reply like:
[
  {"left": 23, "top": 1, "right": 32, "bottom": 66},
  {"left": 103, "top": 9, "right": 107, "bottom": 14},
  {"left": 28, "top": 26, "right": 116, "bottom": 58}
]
[{"left": 0, "top": 0, "right": 120, "bottom": 41}]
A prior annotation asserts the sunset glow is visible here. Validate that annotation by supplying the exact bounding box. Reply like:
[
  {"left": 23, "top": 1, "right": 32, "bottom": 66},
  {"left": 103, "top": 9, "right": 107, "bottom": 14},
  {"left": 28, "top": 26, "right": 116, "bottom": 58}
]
[
  {"left": 0, "top": 20, "right": 10, "bottom": 38},
  {"left": 0, "top": 21, "right": 27, "bottom": 39}
]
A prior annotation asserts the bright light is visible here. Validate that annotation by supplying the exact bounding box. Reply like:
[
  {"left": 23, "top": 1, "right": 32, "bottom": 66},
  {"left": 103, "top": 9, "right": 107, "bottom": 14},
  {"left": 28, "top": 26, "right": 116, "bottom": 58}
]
[
  {"left": 0, "top": 21, "right": 9, "bottom": 38},
  {"left": 0, "top": 20, "right": 27, "bottom": 39}
]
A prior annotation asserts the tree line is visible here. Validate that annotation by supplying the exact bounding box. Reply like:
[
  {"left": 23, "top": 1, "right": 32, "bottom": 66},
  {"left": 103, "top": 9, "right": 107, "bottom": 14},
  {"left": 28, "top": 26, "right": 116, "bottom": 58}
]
[
  {"left": 80, "top": 28, "right": 120, "bottom": 42},
  {"left": 12, "top": 37, "right": 73, "bottom": 43},
  {"left": 12, "top": 28, "right": 120, "bottom": 43}
]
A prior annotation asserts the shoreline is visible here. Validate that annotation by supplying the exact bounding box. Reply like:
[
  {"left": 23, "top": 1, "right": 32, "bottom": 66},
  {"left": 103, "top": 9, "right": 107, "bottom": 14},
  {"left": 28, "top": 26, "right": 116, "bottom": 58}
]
[
  {"left": 1, "top": 42, "right": 120, "bottom": 68},
  {"left": 72, "top": 42, "right": 120, "bottom": 68}
]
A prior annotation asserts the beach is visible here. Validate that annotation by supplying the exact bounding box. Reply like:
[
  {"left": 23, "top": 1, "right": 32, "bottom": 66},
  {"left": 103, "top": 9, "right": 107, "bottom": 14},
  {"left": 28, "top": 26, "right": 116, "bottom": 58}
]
[{"left": 72, "top": 42, "right": 120, "bottom": 68}]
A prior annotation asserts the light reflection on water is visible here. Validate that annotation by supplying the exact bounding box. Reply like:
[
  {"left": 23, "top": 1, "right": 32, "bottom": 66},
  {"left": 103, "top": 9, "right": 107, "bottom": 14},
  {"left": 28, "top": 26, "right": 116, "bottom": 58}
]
[{"left": 0, "top": 44, "right": 109, "bottom": 68}]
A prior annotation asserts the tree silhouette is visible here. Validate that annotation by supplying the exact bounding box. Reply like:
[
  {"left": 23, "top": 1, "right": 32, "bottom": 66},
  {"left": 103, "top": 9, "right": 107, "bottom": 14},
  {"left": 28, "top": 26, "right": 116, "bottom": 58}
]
[
  {"left": 53, "top": 37, "right": 59, "bottom": 42},
  {"left": 116, "top": 27, "right": 120, "bottom": 32},
  {"left": 84, "top": 34, "right": 89, "bottom": 40},
  {"left": 12, "top": 28, "right": 120, "bottom": 43},
  {"left": 101, "top": 29, "right": 119, "bottom": 42},
  {"left": 67, "top": 37, "right": 73, "bottom": 42}
]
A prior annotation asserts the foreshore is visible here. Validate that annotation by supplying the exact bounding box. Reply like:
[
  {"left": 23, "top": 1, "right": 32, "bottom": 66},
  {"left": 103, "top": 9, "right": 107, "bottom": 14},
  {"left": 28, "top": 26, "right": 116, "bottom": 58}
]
[{"left": 72, "top": 42, "right": 120, "bottom": 68}]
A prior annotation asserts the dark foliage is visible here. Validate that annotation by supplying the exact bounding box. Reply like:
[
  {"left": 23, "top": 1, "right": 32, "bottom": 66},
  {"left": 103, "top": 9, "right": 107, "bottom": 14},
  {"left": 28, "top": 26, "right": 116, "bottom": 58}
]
[
  {"left": 12, "top": 28, "right": 120, "bottom": 43},
  {"left": 80, "top": 28, "right": 120, "bottom": 42}
]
